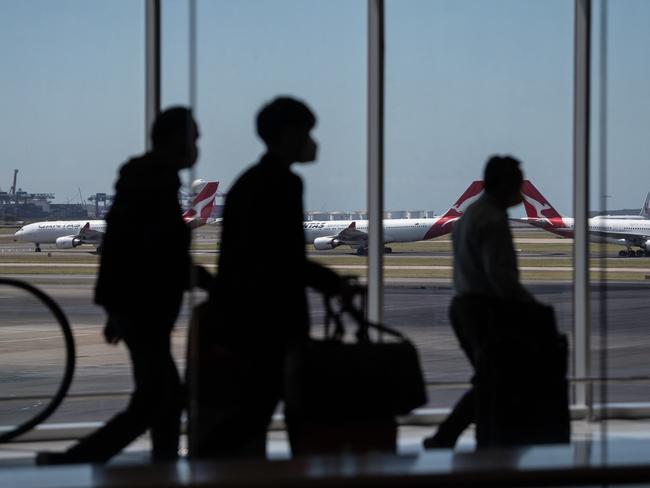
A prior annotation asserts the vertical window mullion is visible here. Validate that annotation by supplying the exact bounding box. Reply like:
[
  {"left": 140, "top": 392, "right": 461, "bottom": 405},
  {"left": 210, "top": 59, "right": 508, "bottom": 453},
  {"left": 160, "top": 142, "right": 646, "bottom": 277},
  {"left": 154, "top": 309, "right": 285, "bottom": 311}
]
[
  {"left": 145, "top": 0, "right": 161, "bottom": 150},
  {"left": 573, "top": 0, "right": 592, "bottom": 412},
  {"left": 367, "top": 0, "right": 385, "bottom": 324}
]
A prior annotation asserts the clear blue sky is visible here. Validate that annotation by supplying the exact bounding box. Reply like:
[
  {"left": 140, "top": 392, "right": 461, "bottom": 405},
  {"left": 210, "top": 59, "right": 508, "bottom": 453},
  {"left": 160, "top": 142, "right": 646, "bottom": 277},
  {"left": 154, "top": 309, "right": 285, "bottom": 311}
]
[{"left": 1, "top": 0, "right": 649, "bottom": 215}]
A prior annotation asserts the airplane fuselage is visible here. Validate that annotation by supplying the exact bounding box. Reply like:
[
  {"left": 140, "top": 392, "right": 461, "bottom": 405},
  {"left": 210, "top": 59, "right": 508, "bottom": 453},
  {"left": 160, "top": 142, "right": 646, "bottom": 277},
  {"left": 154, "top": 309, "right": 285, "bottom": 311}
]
[
  {"left": 14, "top": 220, "right": 106, "bottom": 244},
  {"left": 304, "top": 216, "right": 454, "bottom": 248},
  {"left": 521, "top": 216, "right": 650, "bottom": 248}
]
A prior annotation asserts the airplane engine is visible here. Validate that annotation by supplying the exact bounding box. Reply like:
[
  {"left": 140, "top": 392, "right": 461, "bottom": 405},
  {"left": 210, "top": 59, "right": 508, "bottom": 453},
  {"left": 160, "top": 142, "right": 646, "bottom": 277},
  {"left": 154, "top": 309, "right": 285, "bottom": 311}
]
[
  {"left": 55, "top": 236, "right": 82, "bottom": 249},
  {"left": 642, "top": 240, "right": 650, "bottom": 250},
  {"left": 313, "top": 237, "right": 340, "bottom": 250}
]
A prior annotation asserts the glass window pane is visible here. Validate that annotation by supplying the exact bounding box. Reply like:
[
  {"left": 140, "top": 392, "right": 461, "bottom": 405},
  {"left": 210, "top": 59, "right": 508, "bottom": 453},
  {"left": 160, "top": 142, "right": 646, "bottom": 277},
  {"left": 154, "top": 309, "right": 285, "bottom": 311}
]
[
  {"left": 186, "top": 0, "right": 367, "bottom": 344},
  {"left": 385, "top": 0, "right": 574, "bottom": 416},
  {"left": 0, "top": 1, "right": 144, "bottom": 426},
  {"left": 591, "top": 0, "right": 650, "bottom": 406}
]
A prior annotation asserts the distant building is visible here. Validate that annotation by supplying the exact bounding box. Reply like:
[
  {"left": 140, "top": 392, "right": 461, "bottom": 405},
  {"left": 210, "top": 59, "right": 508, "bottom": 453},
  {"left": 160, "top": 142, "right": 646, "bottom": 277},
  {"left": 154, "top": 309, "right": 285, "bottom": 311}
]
[{"left": 304, "top": 210, "right": 437, "bottom": 221}]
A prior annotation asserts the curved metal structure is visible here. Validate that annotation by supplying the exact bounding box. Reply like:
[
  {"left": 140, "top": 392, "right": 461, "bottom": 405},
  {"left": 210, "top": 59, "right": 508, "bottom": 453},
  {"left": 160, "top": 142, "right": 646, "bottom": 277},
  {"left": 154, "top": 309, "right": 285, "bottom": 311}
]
[{"left": 0, "top": 278, "right": 75, "bottom": 443}]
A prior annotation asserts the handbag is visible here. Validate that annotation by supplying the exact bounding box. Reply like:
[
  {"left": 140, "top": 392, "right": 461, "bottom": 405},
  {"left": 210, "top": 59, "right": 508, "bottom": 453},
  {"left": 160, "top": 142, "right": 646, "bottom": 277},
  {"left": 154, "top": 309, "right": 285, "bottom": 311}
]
[{"left": 284, "top": 290, "right": 427, "bottom": 422}]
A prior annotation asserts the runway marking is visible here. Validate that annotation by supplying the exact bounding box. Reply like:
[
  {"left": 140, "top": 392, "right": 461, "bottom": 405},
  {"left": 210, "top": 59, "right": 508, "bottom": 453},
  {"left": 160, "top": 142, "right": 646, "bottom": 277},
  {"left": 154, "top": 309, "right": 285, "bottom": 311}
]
[
  {"left": 328, "top": 265, "right": 650, "bottom": 273},
  {"left": 0, "top": 325, "right": 98, "bottom": 334},
  {"left": 0, "top": 263, "right": 99, "bottom": 268},
  {"left": 2, "top": 261, "right": 650, "bottom": 273},
  {"left": 0, "top": 334, "right": 70, "bottom": 344},
  {"left": 0, "top": 328, "right": 63, "bottom": 334},
  {"left": 0, "top": 332, "right": 94, "bottom": 344}
]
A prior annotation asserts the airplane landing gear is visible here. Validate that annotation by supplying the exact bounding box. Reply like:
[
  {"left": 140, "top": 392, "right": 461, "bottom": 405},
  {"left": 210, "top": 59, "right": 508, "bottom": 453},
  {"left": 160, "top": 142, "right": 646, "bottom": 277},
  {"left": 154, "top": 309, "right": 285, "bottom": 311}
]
[
  {"left": 384, "top": 247, "right": 393, "bottom": 254},
  {"left": 619, "top": 250, "right": 627, "bottom": 257},
  {"left": 35, "top": 244, "right": 41, "bottom": 253}
]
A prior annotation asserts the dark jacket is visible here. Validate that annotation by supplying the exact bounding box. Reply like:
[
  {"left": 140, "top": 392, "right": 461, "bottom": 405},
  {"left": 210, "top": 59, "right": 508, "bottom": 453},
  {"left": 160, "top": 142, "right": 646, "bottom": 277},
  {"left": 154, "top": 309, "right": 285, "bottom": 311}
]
[
  {"left": 212, "top": 154, "right": 339, "bottom": 355},
  {"left": 95, "top": 153, "right": 191, "bottom": 318}
]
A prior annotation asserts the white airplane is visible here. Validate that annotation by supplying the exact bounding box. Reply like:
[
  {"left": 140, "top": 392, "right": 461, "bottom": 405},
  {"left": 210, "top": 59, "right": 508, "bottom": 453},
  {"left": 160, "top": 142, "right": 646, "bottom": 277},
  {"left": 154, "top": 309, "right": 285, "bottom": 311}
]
[
  {"left": 519, "top": 180, "right": 650, "bottom": 257},
  {"left": 14, "top": 180, "right": 219, "bottom": 253},
  {"left": 304, "top": 181, "right": 484, "bottom": 255}
]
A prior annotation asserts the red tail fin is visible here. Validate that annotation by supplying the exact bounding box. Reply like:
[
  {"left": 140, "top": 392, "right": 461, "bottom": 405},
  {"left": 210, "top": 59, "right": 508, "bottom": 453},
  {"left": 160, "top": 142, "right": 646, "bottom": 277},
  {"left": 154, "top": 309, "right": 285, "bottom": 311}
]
[
  {"left": 440, "top": 180, "right": 484, "bottom": 218},
  {"left": 183, "top": 181, "right": 219, "bottom": 228},
  {"left": 424, "top": 181, "right": 484, "bottom": 239},
  {"left": 520, "top": 180, "right": 563, "bottom": 220}
]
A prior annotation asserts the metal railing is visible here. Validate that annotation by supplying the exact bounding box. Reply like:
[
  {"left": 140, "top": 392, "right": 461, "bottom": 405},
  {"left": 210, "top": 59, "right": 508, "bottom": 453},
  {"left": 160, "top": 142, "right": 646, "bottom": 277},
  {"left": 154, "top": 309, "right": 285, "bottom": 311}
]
[{"left": 0, "top": 278, "right": 76, "bottom": 443}]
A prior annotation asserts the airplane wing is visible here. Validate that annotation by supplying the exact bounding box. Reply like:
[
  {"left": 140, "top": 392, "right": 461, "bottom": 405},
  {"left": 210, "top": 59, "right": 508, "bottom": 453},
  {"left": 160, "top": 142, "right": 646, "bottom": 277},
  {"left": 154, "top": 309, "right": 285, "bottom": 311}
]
[
  {"left": 334, "top": 222, "right": 368, "bottom": 245},
  {"left": 54, "top": 222, "right": 105, "bottom": 250},
  {"left": 78, "top": 222, "right": 103, "bottom": 242},
  {"left": 312, "top": 222, "right": 368, "bottom": 251}
]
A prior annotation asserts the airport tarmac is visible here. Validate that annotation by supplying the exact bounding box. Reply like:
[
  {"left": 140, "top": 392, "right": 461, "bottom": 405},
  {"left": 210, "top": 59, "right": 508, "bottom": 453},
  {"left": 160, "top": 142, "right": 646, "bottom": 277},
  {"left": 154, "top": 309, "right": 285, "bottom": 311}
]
[
  {"left": 2, "top": 278, "right": 650, "bottom": 431},
  {"left": 1, "top": 224, "right": 649, "bottom": 432}
]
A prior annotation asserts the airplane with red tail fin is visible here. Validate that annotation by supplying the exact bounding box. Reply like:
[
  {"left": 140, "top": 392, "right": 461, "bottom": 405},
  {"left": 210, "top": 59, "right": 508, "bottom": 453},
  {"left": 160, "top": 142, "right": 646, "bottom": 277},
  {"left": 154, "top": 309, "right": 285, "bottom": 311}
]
[
  {"left": 14, "top": 180, "right": 219, "bottom": 253},
  {"left": 304, "top": 181, "right": 484, "bottom": 255},
  {"left": 519, "top": 180, "right": 650, "bottom": 257},
  {"left": 182, "top": 181, "right": 220, "bottom": 228}
]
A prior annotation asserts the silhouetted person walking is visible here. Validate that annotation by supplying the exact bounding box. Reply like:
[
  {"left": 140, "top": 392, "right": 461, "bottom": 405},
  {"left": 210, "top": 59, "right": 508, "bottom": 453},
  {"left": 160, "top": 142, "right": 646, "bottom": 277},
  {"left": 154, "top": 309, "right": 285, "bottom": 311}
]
[
  {"left": 423, "top": 155, "right": 533, "bottom": 449},
  {"left": 198, "top": 97, "right": 342, "bottom": 459},
  {"left": 37, "top": 107, "right": 200, "bottom": 465}
]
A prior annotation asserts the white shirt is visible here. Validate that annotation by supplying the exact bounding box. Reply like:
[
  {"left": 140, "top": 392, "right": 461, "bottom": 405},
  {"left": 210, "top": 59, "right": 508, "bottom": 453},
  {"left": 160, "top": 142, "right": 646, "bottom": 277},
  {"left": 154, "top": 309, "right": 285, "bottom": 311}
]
[{"left": 452, "top": 193, "right": 533, "bottom": 302}]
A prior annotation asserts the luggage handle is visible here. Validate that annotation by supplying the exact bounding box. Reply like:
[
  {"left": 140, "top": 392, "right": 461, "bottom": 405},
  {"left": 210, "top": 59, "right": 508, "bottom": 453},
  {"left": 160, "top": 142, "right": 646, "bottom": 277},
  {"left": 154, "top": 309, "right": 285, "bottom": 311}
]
[{"left": 323, "top": 289, "right": 405, "bottom": 343}]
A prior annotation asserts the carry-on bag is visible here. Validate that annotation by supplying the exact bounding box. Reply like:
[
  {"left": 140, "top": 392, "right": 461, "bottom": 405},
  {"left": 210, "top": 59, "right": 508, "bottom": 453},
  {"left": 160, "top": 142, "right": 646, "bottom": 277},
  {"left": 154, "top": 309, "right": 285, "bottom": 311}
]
[
  {"left": 474, "top": 300, "right": 570, "bottom": 448},
  {"left": 285, "top": 289, "right": 428, "bottom": 455}
]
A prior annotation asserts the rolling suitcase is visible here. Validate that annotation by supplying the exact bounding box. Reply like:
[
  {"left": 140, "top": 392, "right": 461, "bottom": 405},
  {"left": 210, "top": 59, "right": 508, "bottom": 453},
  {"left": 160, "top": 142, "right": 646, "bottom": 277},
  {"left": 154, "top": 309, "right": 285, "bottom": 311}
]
[{"left": 474, "top": 300, "right": 570, "bottom": 448}]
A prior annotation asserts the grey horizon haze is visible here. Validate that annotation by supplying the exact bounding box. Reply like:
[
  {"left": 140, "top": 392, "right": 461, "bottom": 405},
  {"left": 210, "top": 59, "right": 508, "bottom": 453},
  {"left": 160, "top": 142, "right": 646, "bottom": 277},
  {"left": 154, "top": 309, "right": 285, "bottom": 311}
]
[{"left": 1, "top": 0, "right": 649, "bottom": 217}]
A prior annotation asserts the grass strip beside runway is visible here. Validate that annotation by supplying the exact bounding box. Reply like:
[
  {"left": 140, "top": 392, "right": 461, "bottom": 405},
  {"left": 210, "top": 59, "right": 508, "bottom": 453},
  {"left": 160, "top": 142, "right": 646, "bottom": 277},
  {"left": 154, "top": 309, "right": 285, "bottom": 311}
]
[{"left": 4, "top": 229, "right": 650, "bottom": 282}]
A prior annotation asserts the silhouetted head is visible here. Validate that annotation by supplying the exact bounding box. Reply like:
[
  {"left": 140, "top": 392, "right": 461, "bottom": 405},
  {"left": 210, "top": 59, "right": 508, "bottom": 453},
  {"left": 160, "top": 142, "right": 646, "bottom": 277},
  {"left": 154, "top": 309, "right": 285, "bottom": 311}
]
[
  {"left": 483, "top": 155, "right": 524, "bottom": 208},
  {"left": 256, "top": 97, "right": 317, "bottom": 166},
  {"left": 151, "top": 107, "right": 200, "bottom": 169}
]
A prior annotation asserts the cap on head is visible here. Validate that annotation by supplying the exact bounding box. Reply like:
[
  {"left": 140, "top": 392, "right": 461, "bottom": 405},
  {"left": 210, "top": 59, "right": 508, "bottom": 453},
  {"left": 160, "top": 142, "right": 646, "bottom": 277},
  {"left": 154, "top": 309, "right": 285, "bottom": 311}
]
[{"left": 256, "top": 96, "right": 316, "bottom": 146}]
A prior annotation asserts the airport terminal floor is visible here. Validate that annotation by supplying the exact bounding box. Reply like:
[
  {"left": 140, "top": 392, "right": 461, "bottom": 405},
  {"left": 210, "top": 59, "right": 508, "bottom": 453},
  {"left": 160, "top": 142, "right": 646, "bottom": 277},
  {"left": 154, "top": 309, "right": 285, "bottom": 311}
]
[{"left": 4, "top": 422, "right": 650, "bottom": 487}]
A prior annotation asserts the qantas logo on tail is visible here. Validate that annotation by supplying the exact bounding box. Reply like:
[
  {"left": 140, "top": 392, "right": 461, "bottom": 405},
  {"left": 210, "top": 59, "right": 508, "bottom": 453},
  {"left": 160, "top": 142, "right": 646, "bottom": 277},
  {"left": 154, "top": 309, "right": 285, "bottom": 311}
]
[
  {"left": 520, "top": 180, "right": 567, "bottom": 231},
  {"left": 443, "top": 180, "right": 485, "bottom": 218},
  {"left": 183, "top": 181, "right": 219, "bottom": 228},
  {"left": 424, "top": 181, "right": 484, "bottom": 240}
]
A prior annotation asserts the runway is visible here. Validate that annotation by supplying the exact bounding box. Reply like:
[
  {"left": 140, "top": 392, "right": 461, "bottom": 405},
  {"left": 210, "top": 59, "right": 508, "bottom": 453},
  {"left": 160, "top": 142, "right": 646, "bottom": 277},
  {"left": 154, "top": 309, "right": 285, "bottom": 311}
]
[{"left": 2, "top": 278, "right": 650, "bottom": 430}]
